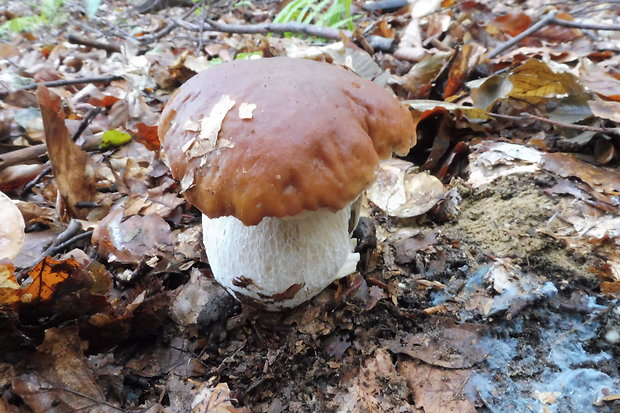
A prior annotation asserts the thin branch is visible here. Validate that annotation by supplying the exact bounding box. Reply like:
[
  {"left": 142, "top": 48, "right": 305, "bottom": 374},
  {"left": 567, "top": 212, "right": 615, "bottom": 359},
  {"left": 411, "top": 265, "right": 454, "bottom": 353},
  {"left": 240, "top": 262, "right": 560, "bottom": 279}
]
[
  {"left": 0, "top": 144, "right": 47, "bottom": 171},
  {"left": 47, "top": 386, "right": 127, "bottom": 412},
  {"left": 549, "top": 17, "right": 620, "bottom": 31},
  {"left": 490, "top": 112, "right": 620, "bottom": 136},
  {"left": 488, "top": 11, "right": 558, "bottom": 59},
  {"left": 47, "top": 230, "right": 94, "bottom": 256},
  {"left": 138, "top": 4, "right": 199, "bottom": 42},
  {"left": 521, "top": 112, "right": 620, "bottom": 135},
  {"left": 176, "top": 18, "right": 351, "bottom": 40},
  {"left": 67, "top": 33, "right": 122, "bottom": 54},
  {"left": 16, "top": 75, "right": 123, "bottom": 91},
  {"left": 489, "top": 9, "right": 620, "bottom": 59}
]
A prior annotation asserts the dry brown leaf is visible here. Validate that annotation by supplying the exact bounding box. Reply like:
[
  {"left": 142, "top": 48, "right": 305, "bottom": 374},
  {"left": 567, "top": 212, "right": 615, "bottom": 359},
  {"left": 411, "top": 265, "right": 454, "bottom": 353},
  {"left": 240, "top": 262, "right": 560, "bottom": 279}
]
[
  {"left": 11, "top": 327, "right": 119, "bottom": 413},
  {"left": 543, "top": 152, "right": 620, "bottom": 195},
  {"left": 443, "top": 43, "right": 485, "bottom": 99},
  {"left": 133, "top": 122, "right": 161, "bottom": 151},
  {"left": 588, "top": 100, "right": 620, "bottom": 123},
  {"left": 580, "top": 59, "right": 620, "bottom": 101},
  {"left": 0, "top": 163, "right": 46, "bottom": 192},
  {"left": 92, "top": 202, "right": 173, "bottom": 265},
  {"left": 37, "top": 85, "right": 96, "bottom": 219},
  {"left": 489, "top": 13, "right": 532, "bottom": 37},
  {"left": 398, "top": 359, "right": 477, "bottom": 413},
  {"left": 330, "top": 349, "right": 416, "bottom": 412},
  {"left": 367, "top": 159, "right": 447, "bottom": 218},
  {"left": 192, "top": 382, "right": 250, "bottom": 413},
  {"left": 384, "top": 319, "right": 486, "bottom": 369}
]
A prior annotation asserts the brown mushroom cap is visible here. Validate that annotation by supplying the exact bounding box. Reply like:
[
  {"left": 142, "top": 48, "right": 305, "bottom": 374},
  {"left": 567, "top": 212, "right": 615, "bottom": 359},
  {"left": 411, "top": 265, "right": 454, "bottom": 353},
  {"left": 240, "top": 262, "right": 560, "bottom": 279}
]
[{"left": 159, "top": 57, "right": 415, "bottom": 226}]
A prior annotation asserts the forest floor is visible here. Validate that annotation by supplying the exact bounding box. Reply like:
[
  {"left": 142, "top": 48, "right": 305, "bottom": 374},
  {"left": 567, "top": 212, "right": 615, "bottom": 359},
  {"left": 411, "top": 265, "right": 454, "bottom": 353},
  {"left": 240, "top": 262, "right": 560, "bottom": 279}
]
[{"left": 0, "top": 0, "right": 619, "bottom": 412}]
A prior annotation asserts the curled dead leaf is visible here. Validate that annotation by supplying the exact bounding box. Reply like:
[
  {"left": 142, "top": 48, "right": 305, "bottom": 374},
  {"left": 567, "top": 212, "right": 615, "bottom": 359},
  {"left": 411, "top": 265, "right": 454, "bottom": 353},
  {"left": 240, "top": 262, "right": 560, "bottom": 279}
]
[{"left": 366, "top": 159, "right": 447, "bottom": 218}]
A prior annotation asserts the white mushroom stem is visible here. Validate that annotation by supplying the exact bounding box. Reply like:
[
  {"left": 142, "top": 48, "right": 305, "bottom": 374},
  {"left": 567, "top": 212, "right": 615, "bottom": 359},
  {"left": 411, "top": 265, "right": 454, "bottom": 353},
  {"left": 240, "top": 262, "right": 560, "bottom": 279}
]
[{"left": 202, "top": 205, "right": 360, "bottom": 310}]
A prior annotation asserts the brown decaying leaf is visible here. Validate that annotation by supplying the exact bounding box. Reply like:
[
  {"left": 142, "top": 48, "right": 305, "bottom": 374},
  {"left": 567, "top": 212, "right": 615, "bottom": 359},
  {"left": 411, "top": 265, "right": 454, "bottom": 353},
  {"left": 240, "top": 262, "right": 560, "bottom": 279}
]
[
  {"left": 11, "top": 326, "right": 119, "bottom": 413},
  {"left": 543, "top": 152, "right": 620, "bottom": 195},
  {"left": 37, "top": 85, "right": 96, "bottom": 219},
  {"left": 92, "top": 202, "right": 173, "bottom": 265},
  {"left": 0, "top": 163, "right": 46, "bottom": 192},
  {"left": 384, "top": 319, "right": 486, "bottom": 369},
  {"left": 443, "top": 43, "right": 485, "bottom": 99},
  {"left": 580, "top": 59, "right": 620, "bottom": 101},
  {"left": 490, "top": 13, "right": 532, "bottom": 37},
  {"left": 330, "top": 349, "right": 416, "bottom": 412},
  {"left": 133, "top": 122, "right": 161, "bottom": 151},
  {"left": 398, "top": 359, "right": 477, "bottom": 413},
  {"left": 192, "top": 382, "right": 251, "bottom": 413},
  {"left": 588, "top": 100, "right": 620, "bottom": 123}
]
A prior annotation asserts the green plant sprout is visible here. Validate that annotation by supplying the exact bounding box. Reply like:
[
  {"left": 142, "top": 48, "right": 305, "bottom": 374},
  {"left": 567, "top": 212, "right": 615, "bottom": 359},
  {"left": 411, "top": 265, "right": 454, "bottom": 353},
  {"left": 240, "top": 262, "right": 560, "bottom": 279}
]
[
  {"left": 0, "top": 0, "right": 101, "bottom": 35},
  {"left": 273, "top": 0, "right": 358, "bottom": 32}
]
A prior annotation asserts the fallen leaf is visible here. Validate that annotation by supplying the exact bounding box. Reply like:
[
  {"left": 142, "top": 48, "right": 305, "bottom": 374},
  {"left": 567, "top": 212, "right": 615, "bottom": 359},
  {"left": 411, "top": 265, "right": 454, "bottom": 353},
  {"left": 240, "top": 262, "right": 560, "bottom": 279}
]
[
  {"left": 489, "top": 13, "right": 532, "bottom": 37},
  {"left": 0, "top": 263, "right": 20, "bottom": 305},
  {"left": 92, "top": 202, "right": 173, "bottom": 265},
  {"left": 11, "top": 327, "right": 119, "bottom": 413},
  {"left": 133, "top": 122, "right": 161, "bottom": 151},
  {"left": 398, "top": 359, "right": 477, "bottom": 413},
  {"left": 192, "top": 382, "right": 250, "bottom": 413},
  {"left": 384, "top": 319, "right": 486, "bottom": 368},
  {"left": 330, "top": 349, "right": 415, "bottom": 412},
  {"left": 367, "top": 159, "right": 447, "bottom": 218},
  {"left": 580, "top": 59, "right": 620, "bottom": 101},
  {"left": 588, "top": 100, "right": 620, "bottom": 123},
  {"left": 37, "top": 86, "right": 96, "bottom": 219},
  {"left": 21, "top": 257, "right": 83, "bottom": 303},
  {"left": 543, "top": 152, "right": 620, "bottom": 195}
]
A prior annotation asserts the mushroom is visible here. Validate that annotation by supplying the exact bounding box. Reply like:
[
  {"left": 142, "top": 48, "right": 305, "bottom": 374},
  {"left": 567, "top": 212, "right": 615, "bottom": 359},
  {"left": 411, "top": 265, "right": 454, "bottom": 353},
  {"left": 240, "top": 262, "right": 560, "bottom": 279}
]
[
  {"left": 159, "top": 57, "right": 415, "bottom": 310},
  {"left": 0, "top": 190, "right": 25, "bottom": 261}
]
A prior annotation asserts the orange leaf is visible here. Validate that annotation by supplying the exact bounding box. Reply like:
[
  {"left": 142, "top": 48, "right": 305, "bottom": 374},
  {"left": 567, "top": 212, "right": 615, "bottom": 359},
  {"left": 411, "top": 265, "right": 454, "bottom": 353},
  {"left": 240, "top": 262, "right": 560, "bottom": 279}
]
[
  {"left": 133, "top": 123, "right": 161, "bottom": 151},
  {"left": 492, "top": 13, "right": 532, "bottom": 37},
  {"left": 88, "top": 95, "right": 121, "bottom": 108},
  {"left": 21, "top": 256, "right": 81, "bottom": 303}
]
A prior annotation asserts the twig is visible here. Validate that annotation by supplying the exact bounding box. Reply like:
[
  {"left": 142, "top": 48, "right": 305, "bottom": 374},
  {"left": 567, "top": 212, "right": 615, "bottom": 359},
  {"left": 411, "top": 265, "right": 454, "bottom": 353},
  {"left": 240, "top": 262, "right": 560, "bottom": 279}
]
[
  {"left": 489, "top": 9, "right": 620, "bottom": 59},
  {"left": 20, "top": 164, "right": 51, "bottom": 196},
  {"left": 67, "top": 33, "right": 122, "bottom": 54},
  {"left": 36, "top": 220, "right": 83, "bottom": 262},
  {"left": 138, "top": 4, "right": 199, "bottom": 42},
  {"left": 47, "top": 230, "right": 93, "bottom": 256},
  {"left": 16, "top": 75, "right": 123, "bottom": 91},
  {"left": 71, "top": 107, "right": 103, "bottom": 142},
  {"left": 490, "top": 112, "right": 620, "bottom": 136},
  {"left": 0, "top": 144, "right": 47, "bottom": 171},
  {"left": 47, "top": 386, "right": 127, "bottom": 412},
  {"left": 521, "top": 112, "right": 620, "bottom": 135},
  {"left": 549, "top": 17, "right": 620, "bottom": 31},
  {"left": 178, "top": 18, "right": 350, "bottom": 40},
  {"left": 198, "top": 0, "right": 207, "bottom": 53},
  {"left": 488, "top": 11, "right": 558, "bottom": 59}
]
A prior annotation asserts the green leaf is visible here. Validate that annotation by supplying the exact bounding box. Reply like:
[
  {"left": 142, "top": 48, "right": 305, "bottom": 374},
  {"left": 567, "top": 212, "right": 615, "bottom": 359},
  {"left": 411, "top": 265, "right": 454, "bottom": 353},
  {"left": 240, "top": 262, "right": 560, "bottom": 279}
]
[
  {"left": 100, "top": 130, "right": 132, "bottom": 149},
  {"left": 85, "top": 0, "right": 102, "bottom": 19}
]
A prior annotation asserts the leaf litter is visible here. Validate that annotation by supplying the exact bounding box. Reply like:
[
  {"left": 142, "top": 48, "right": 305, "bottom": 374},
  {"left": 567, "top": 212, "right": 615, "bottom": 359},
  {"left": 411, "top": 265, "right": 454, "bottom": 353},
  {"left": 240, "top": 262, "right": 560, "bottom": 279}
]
[{"left": 0, "top": 0, "right": 620, "bottom": 412}]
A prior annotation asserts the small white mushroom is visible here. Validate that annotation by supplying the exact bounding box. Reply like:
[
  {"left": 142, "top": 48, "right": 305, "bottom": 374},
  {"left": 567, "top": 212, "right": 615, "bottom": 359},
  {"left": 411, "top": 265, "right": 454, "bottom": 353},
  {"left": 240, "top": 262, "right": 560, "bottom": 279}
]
[{"left": 0, "top": 191, "right": 25, "bottom": 261}]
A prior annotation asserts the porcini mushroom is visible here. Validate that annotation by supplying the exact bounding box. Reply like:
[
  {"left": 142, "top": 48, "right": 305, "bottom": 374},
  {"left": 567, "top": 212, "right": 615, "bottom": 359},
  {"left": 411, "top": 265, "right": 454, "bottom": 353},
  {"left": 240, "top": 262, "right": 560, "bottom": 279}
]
[{"left": 159, "top": 57, "right": 415, "bottom": 310}]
